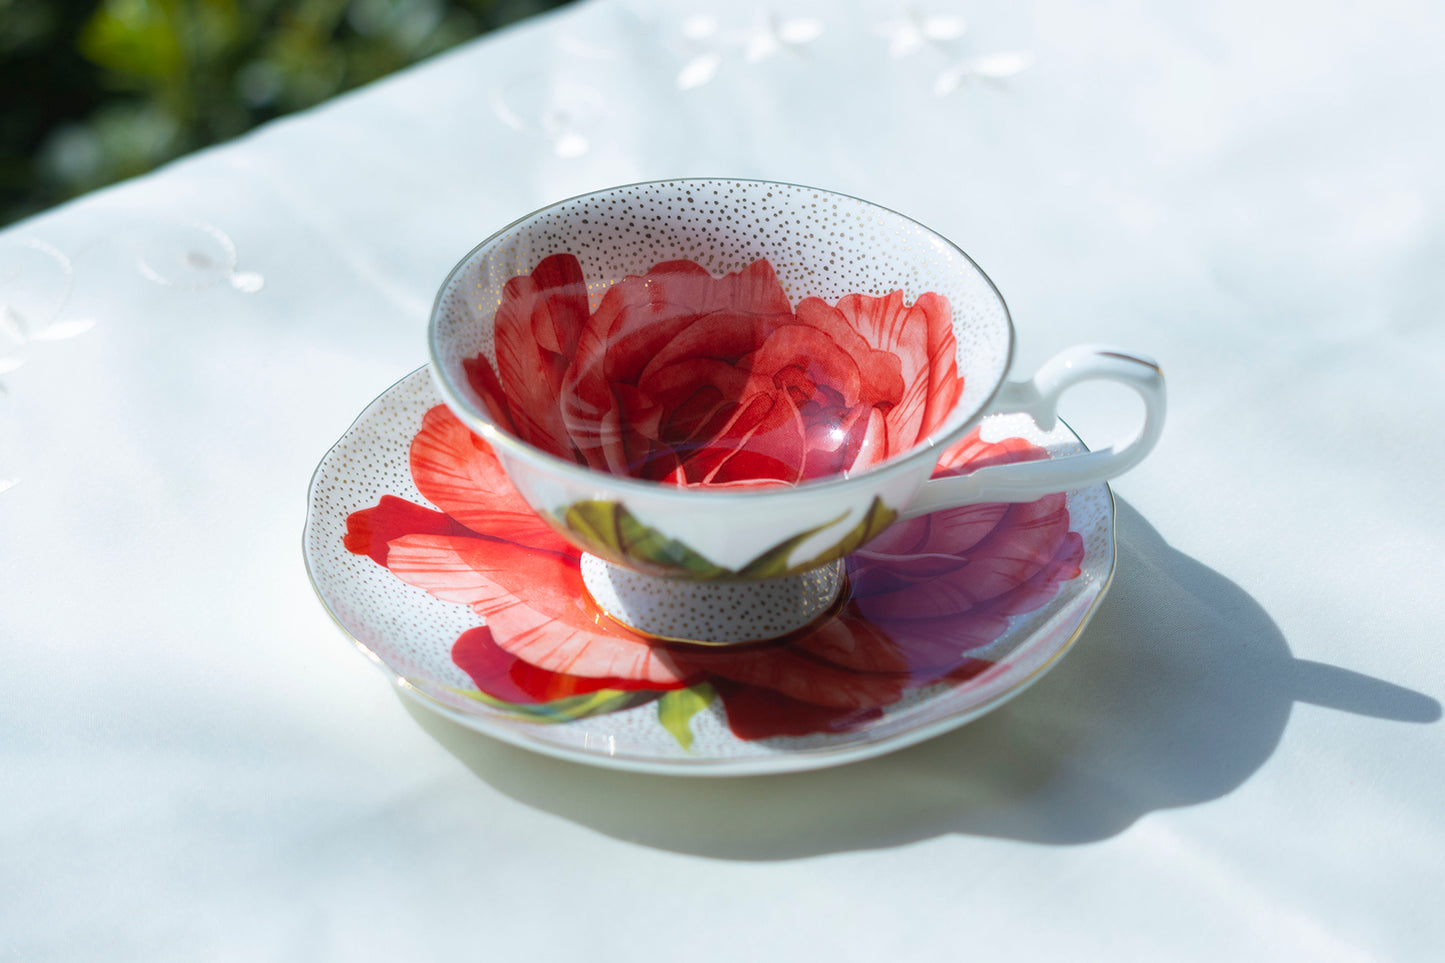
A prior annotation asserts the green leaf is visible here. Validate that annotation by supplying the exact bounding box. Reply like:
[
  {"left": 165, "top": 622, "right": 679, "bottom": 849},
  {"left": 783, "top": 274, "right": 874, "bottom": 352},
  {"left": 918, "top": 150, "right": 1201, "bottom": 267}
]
[
  {"left": 656, "top": 684, "right": 717, "bottom": 751},
  {"left": 444, "top": 685, "right": 659, "bottom": 724},
  {"left": 558, "top": 496, "right": 898, "bottom": 580},
  {"left": 79, "top": 0, "right": 186, "bottom": 83},
  {"left": 737, "top": 496, "right": 898, "bottom": 578},
  {"left": 735, "top": 509, "right": 850, "bottom": 579},
  {"left": 560, "top": 500, "right": 728, "bottom": 579},
  {"left": 790, "top": 496, "right": 898, "bottom": 573}
]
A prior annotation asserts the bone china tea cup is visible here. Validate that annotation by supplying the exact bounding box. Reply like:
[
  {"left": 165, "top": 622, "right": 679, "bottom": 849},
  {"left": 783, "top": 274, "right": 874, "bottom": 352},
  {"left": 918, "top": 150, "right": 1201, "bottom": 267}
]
[{"left": 428, "top": 179, "right": 1164, "bottom": 645}]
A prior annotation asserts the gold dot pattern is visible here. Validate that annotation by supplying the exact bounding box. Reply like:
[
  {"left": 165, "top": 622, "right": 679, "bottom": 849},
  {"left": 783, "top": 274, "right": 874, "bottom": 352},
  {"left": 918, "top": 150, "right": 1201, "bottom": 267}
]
[{"left": 580, "top": 555, "right": 844, "bottom": 644}]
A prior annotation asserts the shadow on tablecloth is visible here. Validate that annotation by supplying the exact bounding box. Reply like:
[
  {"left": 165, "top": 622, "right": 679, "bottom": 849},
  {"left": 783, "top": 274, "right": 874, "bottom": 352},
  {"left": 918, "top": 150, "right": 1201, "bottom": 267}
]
[{"left": 406, "top": 499, "right": 1439, "bottom": 858}]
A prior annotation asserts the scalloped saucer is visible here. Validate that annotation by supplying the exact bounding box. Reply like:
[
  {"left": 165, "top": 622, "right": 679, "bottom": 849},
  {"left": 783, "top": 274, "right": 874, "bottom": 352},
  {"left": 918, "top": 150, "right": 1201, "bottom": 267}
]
[{"left": 303, "top": 368, "right": 1116, "bottom": 776}]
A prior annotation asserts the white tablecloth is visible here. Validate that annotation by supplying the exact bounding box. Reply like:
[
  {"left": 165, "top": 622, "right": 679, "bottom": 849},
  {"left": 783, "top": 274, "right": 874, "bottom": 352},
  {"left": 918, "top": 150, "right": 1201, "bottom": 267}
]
[{"left": 4, "top": 1, "right": 1442, "bottom": 959}]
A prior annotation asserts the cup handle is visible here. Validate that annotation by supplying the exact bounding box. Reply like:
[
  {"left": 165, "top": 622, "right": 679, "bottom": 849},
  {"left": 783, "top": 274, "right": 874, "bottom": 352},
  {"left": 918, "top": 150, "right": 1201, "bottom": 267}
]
[{"left": 901, "top": 345, "right": 1166, "bottom": 517}]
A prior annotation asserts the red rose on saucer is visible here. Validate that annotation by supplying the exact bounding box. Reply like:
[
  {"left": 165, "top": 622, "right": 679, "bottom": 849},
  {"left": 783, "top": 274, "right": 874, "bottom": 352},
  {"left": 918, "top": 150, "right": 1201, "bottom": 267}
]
[
  {"left": 466, "top": 255, "right": 963, "bottom": 484},
  {"left": 344, "top": 405, "right": 1083, "bottom": 742}
]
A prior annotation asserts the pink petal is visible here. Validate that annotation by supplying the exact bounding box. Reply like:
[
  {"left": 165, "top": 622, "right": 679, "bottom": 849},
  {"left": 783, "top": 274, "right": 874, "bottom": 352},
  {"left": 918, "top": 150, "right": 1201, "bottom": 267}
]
[
  {"left": 872, "top": 611, "right": 1015, "bottom": 674},
  {"left": 848, "top": 428, "right": 1072, "bottom": 621},
  {"left": 856, "top": 503, "right": 1010, "bottom": 569},
  {"left": 864, "top": 529, "right": 1086, "bottom": 674},
  {"left": 973, "top": 530, "right": 1085, "bottom": 619},
  {"left": 855, "top": 493, "right": 1071, "bottom": 621}
]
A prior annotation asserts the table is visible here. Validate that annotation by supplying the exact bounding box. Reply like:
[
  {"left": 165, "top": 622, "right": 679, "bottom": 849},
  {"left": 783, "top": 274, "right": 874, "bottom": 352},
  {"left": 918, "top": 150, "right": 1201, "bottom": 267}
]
[{"left": 4, "top": 0, "right": 1442, "bottom": 958}]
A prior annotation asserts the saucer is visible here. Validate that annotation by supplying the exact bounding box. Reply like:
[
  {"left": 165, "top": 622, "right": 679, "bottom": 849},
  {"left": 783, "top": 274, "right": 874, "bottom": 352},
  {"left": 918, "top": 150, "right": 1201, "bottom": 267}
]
[{"left": 304, "top": 368, "right": 1116, "bottom": 776}]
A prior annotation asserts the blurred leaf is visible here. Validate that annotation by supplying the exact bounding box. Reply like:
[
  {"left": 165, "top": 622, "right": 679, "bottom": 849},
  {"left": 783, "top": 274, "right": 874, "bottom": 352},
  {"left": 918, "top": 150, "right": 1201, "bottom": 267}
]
[
  {"left": 3, "top": 0, "right": 578, "bottom": 226},
  {"left": 79, "top": 0, "right": 186, "bottom": 83},
  {"left": 0, "top": 0, "right": 60, "bottom": 55}
]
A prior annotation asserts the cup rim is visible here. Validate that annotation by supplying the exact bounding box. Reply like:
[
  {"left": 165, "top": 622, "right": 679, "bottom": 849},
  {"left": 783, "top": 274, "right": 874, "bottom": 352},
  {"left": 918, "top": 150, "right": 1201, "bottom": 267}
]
[{"left": 426, "top": 176, "right": 1017, "bottom": 502}]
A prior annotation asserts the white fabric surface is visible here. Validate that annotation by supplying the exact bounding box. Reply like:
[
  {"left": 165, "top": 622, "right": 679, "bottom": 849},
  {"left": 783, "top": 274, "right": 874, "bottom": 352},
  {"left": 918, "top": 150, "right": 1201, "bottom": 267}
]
[{"left": 3, "top": 0, "right": 1442, "bottom": 959}]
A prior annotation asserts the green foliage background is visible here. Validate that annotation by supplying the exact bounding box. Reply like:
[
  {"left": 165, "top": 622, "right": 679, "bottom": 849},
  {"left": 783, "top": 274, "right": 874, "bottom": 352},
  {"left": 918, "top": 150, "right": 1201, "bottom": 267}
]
[{"left": 0, "top": 0, "right": 575, "bottom": 226}]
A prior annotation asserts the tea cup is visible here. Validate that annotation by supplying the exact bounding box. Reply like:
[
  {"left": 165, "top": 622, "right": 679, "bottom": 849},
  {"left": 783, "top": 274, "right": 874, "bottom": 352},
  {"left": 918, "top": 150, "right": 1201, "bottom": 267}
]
[{"left": 429, "top": 179, "right": 1164, "bottom": 644}]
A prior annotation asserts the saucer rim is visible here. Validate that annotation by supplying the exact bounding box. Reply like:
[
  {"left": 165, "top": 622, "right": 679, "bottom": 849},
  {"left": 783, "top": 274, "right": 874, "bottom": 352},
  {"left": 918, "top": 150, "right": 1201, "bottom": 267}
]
[{"left": 303, "top": 366, "right": 1117, "bottom": 777}]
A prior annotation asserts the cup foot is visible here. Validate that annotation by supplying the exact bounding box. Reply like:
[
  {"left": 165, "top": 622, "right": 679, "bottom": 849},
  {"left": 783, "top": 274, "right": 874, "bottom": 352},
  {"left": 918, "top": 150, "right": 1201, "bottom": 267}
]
[{"left": 579, "top": 554, "right": 845, "bottom": 645}]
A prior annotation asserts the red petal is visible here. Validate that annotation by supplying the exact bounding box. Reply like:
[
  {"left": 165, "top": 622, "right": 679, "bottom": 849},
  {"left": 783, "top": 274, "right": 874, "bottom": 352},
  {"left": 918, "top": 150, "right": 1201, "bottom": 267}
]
[
  {"left": 748, "top": 322, "right": 867, "bottom": 407},
  {"left": 451, "top": 626, "right": 543, "bottom": 704},
  {"left": 711, "top": 680, "right": 884, "bottom": 739},
  {"left": 385, "top": 534, "right": 690, "bottom": 685},
  {"left": 462, "top": 356, "right": 519, "bottom": 437},
  {"left": 561, "top": 259, "right": 794, "bottom": 475},
  {"left": 845, "top": 406, "right": 891, "bottom": 473},
  {"left": 790, "top": 609, "right": 911, "bottom": 674},
  {"left": 408, "top": 405, "right": 570, "bottom": 552},
  {"left": 830, "top": 291, "right": 919, "bottom": 358},
  {"left": 937, "top": 430, "right": 1044, "bottom": 473},
  {"left": 673, "top": 637, "right": 907, "bottom": 709},
  {"left": 636, "top": 357, "right": 752, "bottom": 446},
  {"left": 452, "top": 626, "right": 684, "bottom": 704},
  {"left": 915, "top": 292, "right": 962, "bottom": 440},
  {"left": 343, "top": 495, "right": 474, "bottom": 567},
  {"left": 941, "top": 658, "right": 995, "bottom": 685},
  {"left": 801, "top": 292, "right": 922, "bottom": 453},
  {"left": 685, "top": 391, "right": 806, "bottom": 484},
  {"left": 383, "top": 533, "right": 565, "bottom": 605},
  {"left": 492, "top": 253, "right": 589, "bottom": 459},
  {"left": 519, "top": 253, "right": 589, "bottom": 354},
  {"left": 638, "top": 309, "right": 773, "bottom": 378},
  {"left": 802, "top": 291, "right": 964, "bottom": 462}
]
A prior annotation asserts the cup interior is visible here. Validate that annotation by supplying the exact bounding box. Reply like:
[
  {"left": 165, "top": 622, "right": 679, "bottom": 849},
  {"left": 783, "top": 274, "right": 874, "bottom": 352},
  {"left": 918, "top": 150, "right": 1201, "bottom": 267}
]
[{"left": 430, "top": 179, "right": 1012, "bottom": 488}]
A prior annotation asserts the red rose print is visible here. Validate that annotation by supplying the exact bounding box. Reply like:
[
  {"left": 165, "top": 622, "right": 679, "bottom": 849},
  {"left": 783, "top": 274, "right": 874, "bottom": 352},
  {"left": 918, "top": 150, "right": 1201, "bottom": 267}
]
[
  {"left": 344, "top": 404, "right": 1083, "bottom": 742},
  {"left": 464, "top": 255, "right": 964, "bottom": 485},
  {"left": 463, "top": 253, "right": 590, "bottom": 464}
]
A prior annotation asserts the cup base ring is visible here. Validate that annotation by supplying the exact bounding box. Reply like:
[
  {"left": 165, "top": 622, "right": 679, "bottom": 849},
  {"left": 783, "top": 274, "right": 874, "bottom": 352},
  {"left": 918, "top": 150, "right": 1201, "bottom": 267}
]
[{"left": 578, "top": 554, "right": 846, "bottom": 646}]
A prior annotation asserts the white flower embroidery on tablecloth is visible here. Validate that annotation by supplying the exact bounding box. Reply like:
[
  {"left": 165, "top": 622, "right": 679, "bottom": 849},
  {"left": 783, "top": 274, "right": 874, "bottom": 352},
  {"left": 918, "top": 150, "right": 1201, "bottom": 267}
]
[
  {"left": 675, "top": 12, "right": 824, "bottom": 89},
  {"left": 0, "top": 219, "right": 262, "bottom": 492},
  {"left": 0, "top": 238, "right": 93, "bottom": 392},
  {"left": 488, "top": 35, "right": 621, "bottom": 159},
  {"left": 876, "top": 5, "right": 1031, "bottom": 96},
  {"left": 128, "top": 219, "right": 265, "bottom": 292}
]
